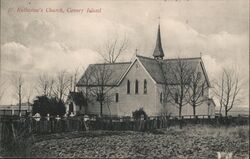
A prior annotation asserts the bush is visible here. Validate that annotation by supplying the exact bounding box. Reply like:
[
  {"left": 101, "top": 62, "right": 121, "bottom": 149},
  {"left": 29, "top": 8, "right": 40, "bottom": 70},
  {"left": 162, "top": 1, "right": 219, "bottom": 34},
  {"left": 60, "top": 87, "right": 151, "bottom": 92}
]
[
  {"left": 32, "top": 95, "right": 66, "bottom": 117},
  {"left": 132, "top": 108, "right": 148, "bottom": 120}
]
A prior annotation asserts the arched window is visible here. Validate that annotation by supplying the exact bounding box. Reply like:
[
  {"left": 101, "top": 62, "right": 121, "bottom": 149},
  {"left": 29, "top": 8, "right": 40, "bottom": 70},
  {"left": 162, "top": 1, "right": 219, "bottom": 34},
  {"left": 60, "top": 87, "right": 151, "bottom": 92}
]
[
  {"left": 127, "top": 80, "right": 130, "bottom": 94},
  {"left": 115, "top": 93, "right": 119, "bottom": 102},
  {"left": 135, "top": 80, "right": 139, "bottom": 94},
  {"left": 160, "top": 92, "right": 163, "bottom": 103},
  {"left": 144, "top": 79, "right": 147, "bottom": 94}
]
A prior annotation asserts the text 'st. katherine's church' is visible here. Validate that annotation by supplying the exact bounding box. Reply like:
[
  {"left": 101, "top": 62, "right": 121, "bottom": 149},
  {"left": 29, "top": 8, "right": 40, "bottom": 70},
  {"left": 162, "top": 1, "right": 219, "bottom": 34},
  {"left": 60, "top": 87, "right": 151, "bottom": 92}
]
[{"left": 75, "top": 22, "right": 215, "bottom": 117}]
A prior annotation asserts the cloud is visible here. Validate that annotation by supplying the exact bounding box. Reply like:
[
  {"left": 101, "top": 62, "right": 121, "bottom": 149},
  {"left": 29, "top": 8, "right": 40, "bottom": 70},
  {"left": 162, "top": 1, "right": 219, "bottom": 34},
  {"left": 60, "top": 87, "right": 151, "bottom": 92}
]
[
  {"left": 25, "top": 19, "right": 55, "bottom": 45},
  {"left": 31, "top": 42, "right": 102, "bottom": 73},
  {"left": 2, "top": 42, "right": 34, "bottom": 73},
  {"left": 159, "top": 19, "right": 248, "bottom": 59},
  {"left": 2, "top": 41, "right": 103, "bottom": 74},
  {"left": 53, "top": 15, "right": 137, "bottom": 51},
  {"left": 2, "top": 19, "right": 55, "bottom": 46},
  {"left": 202, "top": 55, "right": 222, "bottom": 80}
]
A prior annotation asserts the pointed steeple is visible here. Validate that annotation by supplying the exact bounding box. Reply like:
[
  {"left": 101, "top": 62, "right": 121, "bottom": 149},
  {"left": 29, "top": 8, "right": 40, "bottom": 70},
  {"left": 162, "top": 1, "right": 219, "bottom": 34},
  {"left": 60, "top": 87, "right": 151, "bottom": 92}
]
[{"left": 153, "top": 23, "right": 165, "bottom": 59}]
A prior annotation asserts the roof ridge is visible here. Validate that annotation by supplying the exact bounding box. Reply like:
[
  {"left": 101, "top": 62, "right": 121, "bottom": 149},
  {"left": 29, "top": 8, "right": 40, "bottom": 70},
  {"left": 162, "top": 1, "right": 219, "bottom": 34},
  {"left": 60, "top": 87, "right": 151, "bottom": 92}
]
[
  {"left": 136, "top": 55, "right": 155, "bottom": 60},
  {"left": 164, "top": 57, "right": 201, "bottom": 61},
  {"left": 137, "top": 55, "right": 201, "bottom": 61},
  {"left": 91, "top": 62, "right": 132, "bottom": 65}
]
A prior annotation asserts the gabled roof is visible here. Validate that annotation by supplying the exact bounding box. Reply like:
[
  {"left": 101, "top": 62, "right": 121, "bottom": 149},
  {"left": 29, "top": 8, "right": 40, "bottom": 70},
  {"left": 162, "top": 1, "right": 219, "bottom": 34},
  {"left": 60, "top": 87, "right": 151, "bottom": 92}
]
[
  {"left": 77, "top": 55, "right": 211, "bottom": 87},
  {"left": 77, "top": 62, "right": 131, "bottom": 86},
  {"left": 137, "top": 55, "right": 203, "bottom": 85}
]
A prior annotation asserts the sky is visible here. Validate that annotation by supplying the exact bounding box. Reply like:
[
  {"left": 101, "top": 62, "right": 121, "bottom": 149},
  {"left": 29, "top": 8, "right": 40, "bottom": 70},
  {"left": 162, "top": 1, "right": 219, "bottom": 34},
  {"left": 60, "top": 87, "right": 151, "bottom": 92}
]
[{"left": 0, "top": 0, "right": 249, "bottom": 107}]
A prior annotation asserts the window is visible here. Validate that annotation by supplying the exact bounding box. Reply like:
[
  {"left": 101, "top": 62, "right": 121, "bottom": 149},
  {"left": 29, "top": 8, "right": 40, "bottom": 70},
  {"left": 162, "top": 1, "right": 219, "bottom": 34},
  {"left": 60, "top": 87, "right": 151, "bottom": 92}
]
[
  {"left": 160, "top": 92, "right": 163, "bottom": 103},
  {"left": 127, "top": 80, "right": 130, "bottom": 94},
  {"left": 144, "top": 79, "right": 147, "bottom": 94},
  {"left": 135, "top": 80, "right": 139, "bottom": 94},
  {"left": 175, "top": 93, "right": 178, "bottom": 103},
  {"left": 115, "top": 93, "right": 119, "bottom": 102}
]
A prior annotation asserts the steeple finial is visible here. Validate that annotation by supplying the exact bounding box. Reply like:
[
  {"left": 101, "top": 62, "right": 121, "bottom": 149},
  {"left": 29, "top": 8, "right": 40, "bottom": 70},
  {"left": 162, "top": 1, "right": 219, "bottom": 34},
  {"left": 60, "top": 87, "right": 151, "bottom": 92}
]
[{"left": 153, "top": 19, "right": 165, "bottom": 60}]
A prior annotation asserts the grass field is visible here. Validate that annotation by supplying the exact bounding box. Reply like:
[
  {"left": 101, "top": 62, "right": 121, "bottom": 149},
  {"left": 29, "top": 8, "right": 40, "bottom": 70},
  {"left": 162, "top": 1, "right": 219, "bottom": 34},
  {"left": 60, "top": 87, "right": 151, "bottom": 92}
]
[{"left": 25, "top": 125, "right": 249, "bottom": 159}]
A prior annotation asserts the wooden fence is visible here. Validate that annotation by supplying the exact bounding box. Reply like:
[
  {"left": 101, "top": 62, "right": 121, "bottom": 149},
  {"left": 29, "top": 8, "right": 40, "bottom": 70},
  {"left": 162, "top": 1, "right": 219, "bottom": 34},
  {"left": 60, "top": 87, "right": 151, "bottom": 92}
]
[
  {"left": 0, "top": 115, "right": 248, "bottom": 151},
  {"left": 0, "top": 115, "right": 249, "bottom": 138}
]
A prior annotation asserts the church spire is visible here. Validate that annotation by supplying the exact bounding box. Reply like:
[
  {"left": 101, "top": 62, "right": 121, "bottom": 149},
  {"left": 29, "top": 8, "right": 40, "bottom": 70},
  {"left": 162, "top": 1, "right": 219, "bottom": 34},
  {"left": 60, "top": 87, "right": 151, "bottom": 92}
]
[{"left": 153, "top": 21, "right": 165, "bottom": 59}]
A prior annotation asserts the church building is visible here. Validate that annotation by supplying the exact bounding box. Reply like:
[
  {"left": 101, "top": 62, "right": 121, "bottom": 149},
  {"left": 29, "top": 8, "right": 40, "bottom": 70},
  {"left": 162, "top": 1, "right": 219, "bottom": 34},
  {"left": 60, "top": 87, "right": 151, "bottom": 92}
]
[{"left": 76, "top": 24, "right": 215, "bottom": 117}]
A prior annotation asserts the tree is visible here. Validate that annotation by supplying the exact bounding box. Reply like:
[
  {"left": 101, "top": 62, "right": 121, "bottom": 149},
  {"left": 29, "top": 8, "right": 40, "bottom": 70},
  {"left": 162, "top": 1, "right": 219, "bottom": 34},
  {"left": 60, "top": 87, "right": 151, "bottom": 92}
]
[
  {"left": 11, "top": 73, "right": 25, "bottom": 116},
  {"left": 53, "top": 71, "right": 71, "bottom": 102},
  {"left": 25, "top": 83, "right": 35, "bottom": 112},
  {"left": 96, "top": 34, "right": 129, "bottom": 63},
  {"left": 90, "top": 64, "right": 115, "bottom": 116},
  {"left": 67, "top": 91, "right": 86, "bottom": 113},
  {"left": 36, "top": 73, "right": 54, "bottom": 97},
  {"left": 69, "top": 67, "right": 80, "bottom": 93},
  {"left": 77, "top": 66, "right": 95, "bottom": 114},
  {"left": 32, "top": 95, "right": 66, "bottom": 117},
  {"left": 160, "top": 58, "right": 194, "bottom": 117},
  {"left": 158, "top": 62, "right": 171, "bottom": 109},
  {"left": 186, "top": 69, "right": 209, "bottom": 116},
  {"left": 213, "top": 68, "right": 242, "bottom": 116}
]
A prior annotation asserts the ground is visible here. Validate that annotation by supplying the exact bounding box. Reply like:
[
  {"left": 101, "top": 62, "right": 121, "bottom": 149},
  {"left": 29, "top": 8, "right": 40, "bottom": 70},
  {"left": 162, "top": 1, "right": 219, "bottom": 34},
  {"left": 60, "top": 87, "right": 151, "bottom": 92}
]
[{"left": 28, "top": 125, "right": 249, "bottom": 159}]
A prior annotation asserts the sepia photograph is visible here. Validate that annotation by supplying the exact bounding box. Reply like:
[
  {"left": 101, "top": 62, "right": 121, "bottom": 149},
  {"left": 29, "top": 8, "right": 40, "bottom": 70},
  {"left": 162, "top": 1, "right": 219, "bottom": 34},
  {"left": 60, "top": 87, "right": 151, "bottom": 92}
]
[{"left": 0, "top": 0, "right": 249, "bottom": 158}]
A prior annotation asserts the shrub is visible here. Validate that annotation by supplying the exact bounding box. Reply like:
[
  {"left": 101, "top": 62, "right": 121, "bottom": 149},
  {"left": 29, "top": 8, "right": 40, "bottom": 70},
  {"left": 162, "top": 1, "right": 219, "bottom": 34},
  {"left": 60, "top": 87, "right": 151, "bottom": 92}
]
[
  {"left": 132, "top": 108, "right": 148, "bottom": 120},
  {"left": 32, "top": 95, "right": 66, "bottom": 117}
]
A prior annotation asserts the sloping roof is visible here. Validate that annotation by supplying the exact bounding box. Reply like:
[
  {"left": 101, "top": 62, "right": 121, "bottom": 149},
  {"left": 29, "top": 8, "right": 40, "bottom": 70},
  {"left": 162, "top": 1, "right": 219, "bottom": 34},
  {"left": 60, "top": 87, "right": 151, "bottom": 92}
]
[
  {"left": 77, "top": 62, "right": 131, "bottom": 86},
  {"left": 137, "top": 55, "right": 201, "bottom": 84},
  {"left": 77, "top": 55, "right": 211, "bottom": 87}
]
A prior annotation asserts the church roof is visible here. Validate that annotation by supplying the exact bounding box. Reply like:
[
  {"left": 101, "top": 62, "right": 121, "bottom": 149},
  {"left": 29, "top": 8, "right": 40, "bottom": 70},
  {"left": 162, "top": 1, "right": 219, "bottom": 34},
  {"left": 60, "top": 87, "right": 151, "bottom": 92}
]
[
  {"left": 153, "top": 24, "right": 165, "bottom": 59},
  {"left": 136, "top": 55, "right": 202, "bottom": 85},
  {"left": 77, "top": 62, "right": 131, "bottom": 86},
  {"left": 77, "top": 55, "right": 211, "bottom": 87}
]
